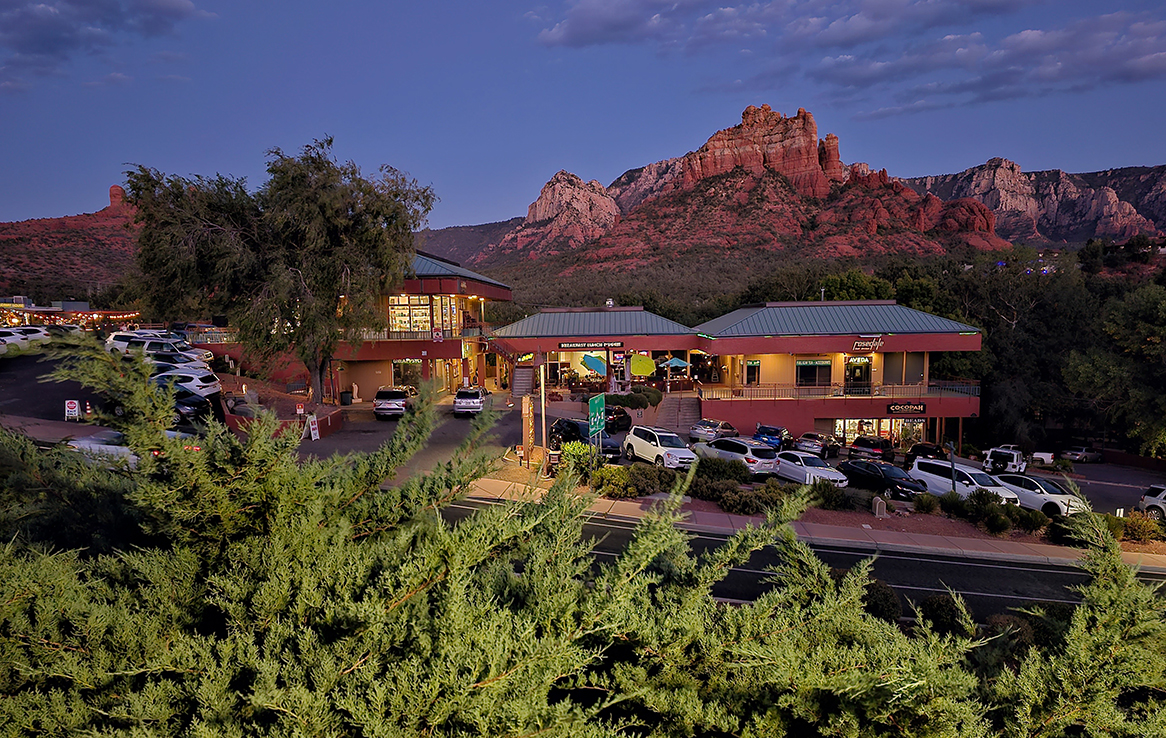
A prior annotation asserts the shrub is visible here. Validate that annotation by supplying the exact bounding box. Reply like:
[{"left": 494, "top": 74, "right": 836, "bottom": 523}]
[
  {"left": 809, "top": 479, "right": 851, "bottom": 511},
  {"left": 626, "top": 463, "right": 676, "bottom": 497},
  {"left": 984, "top": 613, "right": 1035, "bottom": 651},
  {"left": 1121, "top": 511, "right": 1162, "bottom": 543},
  {"left": 630, "top": 384, "right": 663, "bottom": 407},
  {"left": 1020, "top": 601, "right": 1077, "bottom": 649},
  {"left": 1000, "top": 502, "right": 1023, "bottom": 524},
  {"left": 1016, "top": 507, "right": 1050, "bottom": 534},
  {"left": 864, "top": 578, "right": 903, "bottom": 623},
  {"left": 983, "top": 512, "right": 1013, "bottom": 536},
  {"left": 938, "top": 491, "right": 967, "bottom": 518},
  {"left": 965, "top": 489, "right": 1003, "bottom": 523},
  {"left": 1103, "top": 513, "right": 1126, "bottom": 541},
  {"left": 694, "top": 457, "right": 753, "bottom": 484},
  {"left": 916, "top": 593, "right": 972, "bottom": 637},
  {"left": 912, "top": 493, "right": 939, "bottom": 514},
  {"left": 1045, "top": 515, "right": 1078, "bottom": 546},
  {"left": 719, "top": 484, "right": 789, "bottom": 515},
  {"left": 1053, "top": 458, "right": 1074, "bottom": 473},
  {"left": 590, "top": 465, "right": 636, "bottom": 499},
  {"left": 605, "top": 392, "right": 649, "bottom": 410},
  {"left": 559, "top": 441, "right": 600, "bottom": 478},
  {"left": 687, "top": 476, "right": 741, "bottom": 503}
]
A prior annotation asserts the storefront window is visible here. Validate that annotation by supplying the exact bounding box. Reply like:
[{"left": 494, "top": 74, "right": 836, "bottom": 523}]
[
  {"left": 795, "top": 358, "right": 832, "bottom": 386},
  {"left": 388, "top": 295, "right": 432, "bottom": 333}
]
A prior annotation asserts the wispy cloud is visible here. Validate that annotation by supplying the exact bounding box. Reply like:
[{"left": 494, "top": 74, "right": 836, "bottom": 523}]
[
  {"left": 538, "top": 1, "right": 1166, "bottom": 117},
  {"left": 0, "top": 0, "right": 211, "bottom": 90}
]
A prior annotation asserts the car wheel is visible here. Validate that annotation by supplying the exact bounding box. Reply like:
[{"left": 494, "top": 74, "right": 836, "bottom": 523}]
[
  {"left": 171, "top": 412, "right": 182, "bottom": 426},
  {"left": 1042, "top": 503, "right": 1062, "bottom": 518},
  {"left": 654, "top": 456, "right": 665, "bottom": 468},
  {"left": 1147, "top": 506, "right": 1164, "bottom": 521},
  {"left": 624, "top": 445, "right": 635, "bottom": 461}
]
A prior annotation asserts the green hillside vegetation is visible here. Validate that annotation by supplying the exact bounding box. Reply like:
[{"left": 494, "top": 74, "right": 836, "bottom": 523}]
[{"left": 2, "top": 347, "right": 1164, "bottom": 736}]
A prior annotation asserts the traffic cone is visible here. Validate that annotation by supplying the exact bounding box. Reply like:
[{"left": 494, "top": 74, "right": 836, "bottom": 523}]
[{"left": 85, "top": 401, "right": 92, "bottom": 417}]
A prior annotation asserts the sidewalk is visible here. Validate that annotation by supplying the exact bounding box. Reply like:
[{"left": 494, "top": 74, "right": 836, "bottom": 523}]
[
  {"left": 0, "top": 414, "right": 105, "bottom": 444},
  {"left": 468, "top": 477, "right": 1166, "bottom": 574}
]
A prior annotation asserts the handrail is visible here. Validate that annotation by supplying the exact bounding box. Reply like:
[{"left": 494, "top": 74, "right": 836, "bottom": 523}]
[{"left": 697, "top": 381, "right": 980, "bottom": 401}]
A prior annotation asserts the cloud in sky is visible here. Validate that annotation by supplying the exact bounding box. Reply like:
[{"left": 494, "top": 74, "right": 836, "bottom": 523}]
[
  {"left": 0, "top": 0, "right": 210, "bottom": 89},
  {"left": 538, "top": 1, "right": 1166, "bottom": 116}
]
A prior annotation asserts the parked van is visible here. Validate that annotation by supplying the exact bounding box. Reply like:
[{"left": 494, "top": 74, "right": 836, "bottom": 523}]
[{"left": 909, "top": 458, "right": 1019, "bottom": 503}]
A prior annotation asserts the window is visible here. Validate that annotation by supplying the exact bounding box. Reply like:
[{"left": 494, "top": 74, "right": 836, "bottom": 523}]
[
  {"left": 389, "top": 295, "right": 433, "bottom": 332},
  {"left": 795, "top": 358, "right": 832, "bottom": 386}
]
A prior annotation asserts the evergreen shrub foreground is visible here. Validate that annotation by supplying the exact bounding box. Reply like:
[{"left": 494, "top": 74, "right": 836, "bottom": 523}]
[{"left": 2, "top": 352, "right": 1165, "bottom": 737}]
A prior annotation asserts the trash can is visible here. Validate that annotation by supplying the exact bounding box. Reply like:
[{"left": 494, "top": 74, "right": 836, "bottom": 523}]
[{"left": 340, "top": 391, "right": 353, "bottom": 406}]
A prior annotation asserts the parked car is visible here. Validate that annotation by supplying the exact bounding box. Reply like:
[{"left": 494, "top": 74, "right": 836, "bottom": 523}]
[
  {"left": 908, "top": 458, "right": 1019, "bottom": 503},
  {"left": 604, "top": 406, "right": 632, "bottom": 433},
  {"left": 983, "top": 446, "right": 1027, "bottom": 474},
  {"left": 122, "top": 336, "right": 214, "bottom": 363},
  {"left": 624, "top": 426, "right": 697, "bottom": 470},
  {"left": 837, "top": 459, "right": 927, "bottom": 498},
  {"left": 753, "top": 424, "right": 795, "bottom": 450},
  {"left": 67, "top": 427, "right": 200, "bottom": 469},
  {"left": 45, "top": 324, "right": 82, "bottom": 336},
  {"left": 0, "top": 328, "right": 31, "bottom": 350},
  {"left": 146, "top": 350, "right": 211, "bottom": 369},
  {"left": 692, "top": 437, "right": 779, "bottom": 477},
  {"left": 153, "top": 368, "right": 222, "bottom": 398},
  {"left": 373, "top": 386, "right": 416, "bottom": 420},
  {"left": 904, "top": 441, "right": 947, "bottom": 468},
  {"left": 688, "top": 418, "right": 739, "bottom": 443},
  {"left": 548, "top": 418, "right": 621, "bottom": 463},
  {"left": 11, "top": 326, "right": 51, "bottom": 343},
  {"left": 774, "top": 450, "right": 848, "bottom": 487},
  {"left": 452, "top": 387, "right": 490, "bottom": 416},
  {"left": 994, "top": 473, "right": 1088, "bottom": 517},
  {"left": 794, "top": 432, "right": 842, "bottom": 458},
  {"left": 1134, "top": 484, "right": 1166, "bottom": 520},
  {"left": 847, "top": 435, "right": 896, "bottom": 462},
  {"left": 1061, "top": 446, "right": 1103, "bottom": 463}
]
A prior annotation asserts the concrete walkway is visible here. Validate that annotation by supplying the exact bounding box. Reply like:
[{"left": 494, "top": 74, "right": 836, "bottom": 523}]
[
  {"left": 468, "top": 477, "right": 1166, "bottom": 574},
  {"left": 0, "top": 414, "right": 105, "bottom": 443}
]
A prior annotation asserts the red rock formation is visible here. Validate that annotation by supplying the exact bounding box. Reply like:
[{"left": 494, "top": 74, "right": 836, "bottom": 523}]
[{"left": 818, "top": 134, "right": 845, "bottom": 183}]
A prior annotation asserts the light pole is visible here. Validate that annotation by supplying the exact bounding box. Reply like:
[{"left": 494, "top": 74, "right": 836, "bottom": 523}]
[{"left": 944, "top": 441, "right": 956, "bottom": 494}]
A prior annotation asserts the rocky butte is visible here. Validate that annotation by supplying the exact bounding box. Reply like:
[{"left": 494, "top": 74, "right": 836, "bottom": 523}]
[{"left": 467, "top": 104, "right": 1005, "bottom": 268}]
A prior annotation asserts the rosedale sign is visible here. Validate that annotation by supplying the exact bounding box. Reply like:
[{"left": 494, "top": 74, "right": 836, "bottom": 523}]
[{"left": 851, "top": 336, "right": 885, "bottom": 352}]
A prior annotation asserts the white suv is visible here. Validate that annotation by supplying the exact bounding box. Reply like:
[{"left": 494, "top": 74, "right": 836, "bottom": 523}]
[
  {"left": 909, "top": 458, "right": 1019, "bottom": 503},
  {"left": 452, "top": 387, "right": 490, "bottom": 416},
  {"left": 624, "top": 426, "right": 697, "bottom": 470}
]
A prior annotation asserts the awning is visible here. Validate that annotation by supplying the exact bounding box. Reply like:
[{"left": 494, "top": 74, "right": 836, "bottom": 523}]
[
  {"left": 581, "top": 354, "right": 607, "bottom": 375},
  {"left": 629, "top": 354, "right": 656, "bottom": 376},
  {"left": 659, "top": 357, "right": 689, "bottom": 368}
]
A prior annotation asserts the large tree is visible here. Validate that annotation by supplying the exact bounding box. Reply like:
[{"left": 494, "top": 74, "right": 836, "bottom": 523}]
[{"left": 125, "top": 138, "right": 435, "bottom": 400}]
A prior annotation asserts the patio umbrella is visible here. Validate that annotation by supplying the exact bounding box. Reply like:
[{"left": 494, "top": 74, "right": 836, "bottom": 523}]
[
  {"left": 581, "top": 354, "right": 607, "bottom": 375},
  {"left": 629, "top": 353, "right": 656, "bottom": 376},
  {"left": 660, "top": 357, "right": 689, "bottom": 368}
]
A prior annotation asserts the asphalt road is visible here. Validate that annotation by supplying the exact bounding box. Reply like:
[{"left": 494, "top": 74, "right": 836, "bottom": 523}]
[{"left": 445, "top": 500, "right": 1166, "bottom": 621}]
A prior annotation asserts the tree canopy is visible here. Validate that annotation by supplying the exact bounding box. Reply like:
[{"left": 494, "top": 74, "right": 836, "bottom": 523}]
[
  {"left": 2, "top": 347, "right": 1165, "bottom": 736},
  {"left": 125, "top": 138, "right": 435, "bottom": 400}
]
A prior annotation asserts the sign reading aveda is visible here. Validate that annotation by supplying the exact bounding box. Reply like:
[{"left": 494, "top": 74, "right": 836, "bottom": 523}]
[{"left": 851, "top": 336, "right": 885, "bottom": 352}]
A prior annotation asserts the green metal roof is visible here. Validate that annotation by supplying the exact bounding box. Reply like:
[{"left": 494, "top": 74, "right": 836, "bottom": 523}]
[
  {"left": 494, "top": 307, "right": 695, "bottom": 339},
  {"left": 410, "top": 252, "right": 510, "bottom": 289},
  {"left": 694, "top": 301, "right": 980, "bottom": 337}
]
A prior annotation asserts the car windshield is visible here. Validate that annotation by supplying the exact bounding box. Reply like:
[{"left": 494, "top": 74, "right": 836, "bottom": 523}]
[
  {"left": 969, "top": 472, "right": 998, "bottom": 486},
  {"left": 455, "top": 390, "right": 479, "bottom": 400},
  {"left": 172, "top": 340, "right": 194, "bottom": 351},
  {"left": 658, "top": 434, "right": 686, "bottom": 449},
  {"left": 757, "top": 426, "right": 782, "bottom": 436},
  {"left": 883, "top": 466, "right": 911, "bottom": 479},
  {"left": 803, "top": 456, "right": 829, "bottom": 468},
  {"left": 1035, "top": 478, "right": 1070, "bottom": 495},
  {"left": 376, "top": 390, "right": 408, "bottom": 400}
]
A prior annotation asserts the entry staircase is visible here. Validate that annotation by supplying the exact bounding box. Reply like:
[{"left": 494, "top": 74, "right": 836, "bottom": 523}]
[
  {"left": 656, "top": 395, "right": 701, "bottom": 435},
  {"left": 510, "top": 366, "right": 535, "bottom": 397}
]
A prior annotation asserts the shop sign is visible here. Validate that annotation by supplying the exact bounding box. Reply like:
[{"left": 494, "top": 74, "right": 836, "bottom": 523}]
[
  {"left": 395, "top": 358, "right": 423, "bottom": 364},
  {"left": 559, "top": 341, "right": 623, "bottom": 349},
  {"left": 852, "top": 336, "right": 885, "bottom": 352},
  {"left": 846, "top": 356, "right": 872, "bottom": 364},
  {"left": 887, "top": 402, "right": 926, "bottom": 415},
  {"left": 432, "top": 327, "right": 444, "bottom": 342},
  {"left": 796, "top": 358, "right": 831, "bottom": 366},
  {"left": 745, "top": 360, "right": 761, "bottom": 367}
]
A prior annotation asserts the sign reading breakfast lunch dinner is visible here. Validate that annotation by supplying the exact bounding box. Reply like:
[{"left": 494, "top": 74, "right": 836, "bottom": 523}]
[
  {"left": 559, "top": 341, "right": 623, "bottom": 349},
  {"left": 851, "top": 336, "right": 885, "bottom": 352}
]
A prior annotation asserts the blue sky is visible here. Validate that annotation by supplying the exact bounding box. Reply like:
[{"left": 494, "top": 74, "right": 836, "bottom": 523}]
[{"left": 3, "top": 1, "right": 1166, "bottom": 229}]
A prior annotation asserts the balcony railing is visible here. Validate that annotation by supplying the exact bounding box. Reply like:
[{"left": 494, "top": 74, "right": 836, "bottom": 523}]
[
  {"left": 697, "top": 381, "right": 979, "bottom": 401},
  {"left": 356, "top": 327, "right": 469, "bottom": 341}
]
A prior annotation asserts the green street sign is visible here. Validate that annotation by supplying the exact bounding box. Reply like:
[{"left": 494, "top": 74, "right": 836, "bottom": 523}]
[{"left": 588, "top": 394, "right": 605, "bottom": 438}]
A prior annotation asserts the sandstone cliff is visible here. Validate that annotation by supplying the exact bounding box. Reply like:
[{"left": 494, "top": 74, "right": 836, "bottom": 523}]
[
  {"left": 904, "top": 158, "right": 1165, "bottom": 243},
  {"left": 0, "top": 186, "right": 136, "bottom": 301}
]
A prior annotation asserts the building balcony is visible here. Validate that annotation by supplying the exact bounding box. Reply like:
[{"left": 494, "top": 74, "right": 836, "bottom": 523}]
[{"left": 696, "top": 380, "right": 979, "bottom": 401}]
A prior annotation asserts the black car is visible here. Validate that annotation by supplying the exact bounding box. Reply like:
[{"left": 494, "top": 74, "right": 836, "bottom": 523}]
[
  {"left": 847, "top": 435, "right": 896, "bottom": 462},
  {"left": 904, "top": 441, "right": 947, "bottom": 469},
  {"left": 548, "top": 418, "right": 621, "bottom": 462},
  {"left": 837, "top": 459, "right": 927, "bottom": 499},
  {"left": 604, "top": 406, "right": 632, "bottom": 433}
]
